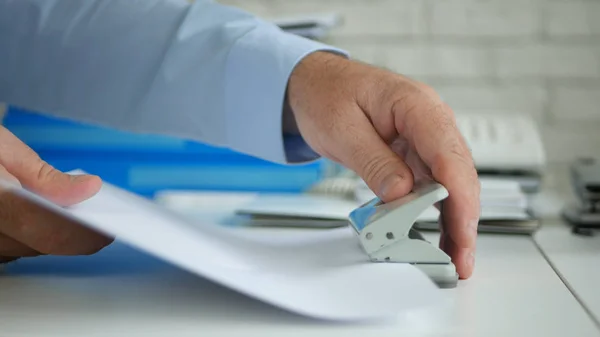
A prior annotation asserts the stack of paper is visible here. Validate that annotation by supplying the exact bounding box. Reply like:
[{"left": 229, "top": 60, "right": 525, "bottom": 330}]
[
  {"left": 413, "top": 178, "right": 540, "bottom": 234},
  {"left": 228, "top": 176, "right": 539, "bottom": 234}
]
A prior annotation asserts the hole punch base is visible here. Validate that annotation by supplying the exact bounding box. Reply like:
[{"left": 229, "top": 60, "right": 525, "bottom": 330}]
[{"left": 348, "top": 182, "right": 458, "bottom": 288}]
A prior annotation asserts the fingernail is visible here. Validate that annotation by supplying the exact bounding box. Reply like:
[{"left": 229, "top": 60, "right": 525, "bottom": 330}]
[
  {"left": 468, "top": 251, "right": 475, "bottom": 267},
  {"left": 69, "top": 174, "right": 86, "bottom": 183},
  {"left": 380, "top": 175, "right": 403, "bottom": 199},
  {"left": 469, "top": 219, "right": 479, "bottom": 237},
  {"left": 69, "top": 174, "right": 99, "bottom": 183}
]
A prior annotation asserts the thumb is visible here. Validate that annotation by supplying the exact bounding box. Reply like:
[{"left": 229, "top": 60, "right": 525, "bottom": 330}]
[
  {"left": 334, "top": 121, "right": 414, "bottom": 202},
  {"left": 20, "top": 163, "right": 102, "bottom": 207},
  {"left": 0, "top": 127, "right": 101, "bottom": 206}
]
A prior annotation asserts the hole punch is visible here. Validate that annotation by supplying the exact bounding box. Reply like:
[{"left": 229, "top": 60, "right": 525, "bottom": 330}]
[{"left": 348, "top": 182, "right": 459, "bottom": 288}]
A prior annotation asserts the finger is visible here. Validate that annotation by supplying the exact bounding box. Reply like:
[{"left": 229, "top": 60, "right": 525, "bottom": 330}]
[
  {"left": 0, "top": 165, "right": 21, "bottom": 187},
  {"left": 391, "top": 138, "right": 433, "bottom": 186},
  {"left": 396, "top": 98, "right": 480, "bottom": 244},
  {"left": 332, "top": 107, "right": 415, "bottom": 202},
  {"left": 0, "top": 167, "right": 39, "bottom": 257},
  {"left": 442, "top": 231, "right": 475, "bottom": 279},
  {"left": 0, "top": 127, "right": 102, "bottom": 206},
  {"left": 390, "top": 92, "right": 479, "bottom": 279},
  {"left": 0, "top": 188, "right": 114, "bottom": 256},
  {"left": 0, "top": 233, "right": 40, "bottom": 257},
  {"left": 0, "top": 256, "right": 19, "bottom": 264}
]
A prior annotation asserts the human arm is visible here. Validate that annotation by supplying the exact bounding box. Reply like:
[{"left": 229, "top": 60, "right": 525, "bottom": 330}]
[
  {"left": 0, "top": 0, "right": 345, "bottom": 163},
  {"left": 0, "top": 0, "right": 479, "bottom": 278},
  {"left": 0, "top": 0, "right": 347, "bottom": 263}
]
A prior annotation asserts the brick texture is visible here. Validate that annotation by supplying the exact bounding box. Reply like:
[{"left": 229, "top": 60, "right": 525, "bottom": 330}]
[
  {"left": 550, "top": 85, "right": 600, "bottom": 121},
  {"left": 380, "top": 44, "right": 494, "bottom": 78},
  {"left": 222, "top": 0, "right": 427, "bottom": 37},
  {"left": 544, "top": 2, "right": 600, "bottom": 37},
  {"left": 495, "top": 44, "right": 600, "bottom": 78},
  {"left": 430, "top": 0, "right": 541, "bottom": 37},
  {"left": 433, "top": 84, "right": 547, "bottom": 119}
]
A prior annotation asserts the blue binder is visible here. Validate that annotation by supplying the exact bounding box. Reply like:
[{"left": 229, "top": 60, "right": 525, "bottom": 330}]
[{"left": 3, "top": 107, "right": 332, "bottom": 196}]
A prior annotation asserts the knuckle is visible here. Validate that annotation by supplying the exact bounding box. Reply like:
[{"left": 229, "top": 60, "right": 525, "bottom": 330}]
[
  {"left": 390, "top": 94, "right": 421, "bottom": 133},
  {"left": 417, "top": 83, "right": 439, "bottom": 98},
  {"left": 36, "top": 161, "right": 58, "bottom": 182},
  {"left": 433, "top": 140, "right": 477, "bottom": 177},
  {"left": 448, "top": 140, "right": 475, "bottom": 169},
  {"left": 357, "top": 151, "right": 412, "bottom": 187},
  {"left": 362, "top": 156, "right": 390, "bottom": 183}
]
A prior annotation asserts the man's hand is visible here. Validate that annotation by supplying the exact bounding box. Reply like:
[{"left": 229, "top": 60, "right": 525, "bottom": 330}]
[
  {"left": 0, "top": 126, "right": 113, "bottom": 263},
  {"left": 287, "top": 52, "right": 480, "bottom": 279}
]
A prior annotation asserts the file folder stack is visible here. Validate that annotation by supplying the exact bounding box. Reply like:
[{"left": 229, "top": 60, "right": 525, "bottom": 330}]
[
  {"left": 2, "top": 107, "right": 334, "bottom": 197},
  {"left": 225, "top": 174, "right": 540, "bottom": 234}
]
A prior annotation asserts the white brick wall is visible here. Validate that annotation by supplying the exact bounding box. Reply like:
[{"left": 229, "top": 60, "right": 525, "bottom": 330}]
[
  {"left": 219, "top": 0, "right": 600, "bottom": 163},
  {"left": 430, "top": 0, "right": 540, "bottom": 37},
  {"left": 434, "top": 84, "right": 548, "bottom": 119},
  {"left": 380, "top": 44, "right": 494, "bottom": 78},
  {"left": 544, "top": 2, "right": 600, "bottom": 37},
  {"left": 550, "top": 85, "right": 600, "bottom": 122},
  {"left": 271, "top": 0, "right": 427, "bottom": 37},
  {"left": 495, "top": 44, "right": 600, "bottom": 79}
]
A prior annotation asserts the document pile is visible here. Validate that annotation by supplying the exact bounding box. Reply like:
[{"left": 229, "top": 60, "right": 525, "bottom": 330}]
[
  {"left": 413, "top": 178, "right": 540, "bottom": 234},
  {"left": 234, "top": 175, "right": 540, "bottom": 234}
]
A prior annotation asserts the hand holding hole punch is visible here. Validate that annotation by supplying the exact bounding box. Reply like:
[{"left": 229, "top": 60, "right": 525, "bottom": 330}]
[
  {"left": 287, "top": 52, "right": 481, "bottom": 279},
  {"left": 0, "top": 126, "right": 113, "bottom": 264}
]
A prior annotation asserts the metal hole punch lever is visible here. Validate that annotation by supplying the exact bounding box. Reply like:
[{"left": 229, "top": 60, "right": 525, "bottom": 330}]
[{"left": 348, "top": 182, "right": 459, "bottom": 288}]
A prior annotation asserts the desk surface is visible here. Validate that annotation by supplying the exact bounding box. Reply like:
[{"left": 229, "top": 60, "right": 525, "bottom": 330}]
[
  {"left": 1, "top": 226, "right": 599, "bottom": 337},
  {"left": 2, "top": 162, "right": 600, "bottom": 336},
  {"left": 534, "top": 221, "right": 600, "bottom": 326},
  {"left": 529, "top": 163, "right": 600, "bottom": 327}
]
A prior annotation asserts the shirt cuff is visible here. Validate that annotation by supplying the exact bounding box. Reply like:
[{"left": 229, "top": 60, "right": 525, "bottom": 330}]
[{"left": 224, "top": 21, "right": 348, "bottom": 165}]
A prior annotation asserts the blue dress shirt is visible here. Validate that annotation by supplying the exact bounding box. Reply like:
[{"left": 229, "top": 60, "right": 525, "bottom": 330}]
[{"left": 0, "top": 0, "right": 347, "bottom": 164}]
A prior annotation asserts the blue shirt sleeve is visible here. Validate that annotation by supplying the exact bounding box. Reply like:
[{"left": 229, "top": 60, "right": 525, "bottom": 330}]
[{"left": 0, "top": 0, "right": 348, "bottom": 164}]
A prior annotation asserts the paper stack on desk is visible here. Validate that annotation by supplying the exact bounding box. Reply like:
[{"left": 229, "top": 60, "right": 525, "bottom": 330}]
[
  {"left": 413, "top": 178, "right": 540, "bottom": 234},
  {"left": 232, "top": 176, "right": 539, "bottom": 234}
]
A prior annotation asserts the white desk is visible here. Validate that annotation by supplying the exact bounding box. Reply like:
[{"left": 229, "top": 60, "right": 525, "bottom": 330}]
[
  {"left": 534, "top": 221, "right": 600, "bottom": 326},
  {"left": 1, "top": 215, "right": 599, "bottom": 337},
  {"left": 528, "top": 163, "right": 600, "bottom": 326}
]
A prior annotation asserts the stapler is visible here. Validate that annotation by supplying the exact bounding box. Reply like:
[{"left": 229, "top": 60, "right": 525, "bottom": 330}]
[
  {"left": 348, "top": 182, "right": 459, "bottom": 288},
  {"left": 562, "top": 157, "right": 600, "bottom": 236}
]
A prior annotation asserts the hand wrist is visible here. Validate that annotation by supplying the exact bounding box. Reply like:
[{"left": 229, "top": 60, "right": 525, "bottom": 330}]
[{"left": 285, "top": 51, "right": 349, "bottom": 129}]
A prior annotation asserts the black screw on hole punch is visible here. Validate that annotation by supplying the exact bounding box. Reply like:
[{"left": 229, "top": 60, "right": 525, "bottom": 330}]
[{"left": 386, "top": 232, "right": 394, "bottom": 240}]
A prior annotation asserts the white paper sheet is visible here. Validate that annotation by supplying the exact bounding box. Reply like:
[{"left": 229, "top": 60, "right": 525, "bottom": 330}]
[{"left": 3, "top": 172, "right": 445, "bottom": 321}]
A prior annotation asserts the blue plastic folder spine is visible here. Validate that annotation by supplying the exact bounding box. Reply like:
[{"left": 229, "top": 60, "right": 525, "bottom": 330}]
[
  {"left": 4, "top": 109, "right": 227, "bottom": 155},
  {"left": 40, "top": 151, "right": 329, "bottom": 195},
  {"left": 4, "top": 106, "right": 331, "bottom": 196}
]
